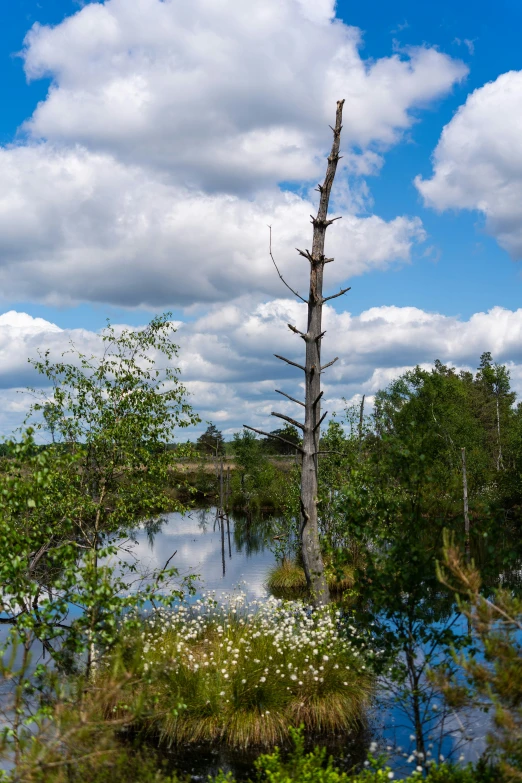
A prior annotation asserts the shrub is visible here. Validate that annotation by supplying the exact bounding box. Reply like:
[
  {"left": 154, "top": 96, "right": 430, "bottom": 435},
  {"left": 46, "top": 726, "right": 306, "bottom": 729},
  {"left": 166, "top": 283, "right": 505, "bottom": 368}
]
[{"left": 212, "top": 729, "right": 500, "bottom": 782}]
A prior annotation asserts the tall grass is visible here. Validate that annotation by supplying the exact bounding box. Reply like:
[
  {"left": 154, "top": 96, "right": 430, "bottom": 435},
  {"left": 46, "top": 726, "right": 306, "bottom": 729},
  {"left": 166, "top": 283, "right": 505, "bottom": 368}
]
[
  {"left": 112, "top": 593, "right": 373, "bottom": 748},
  {"left": 267, "top": 558, "right": 354, "bottom": 598}
]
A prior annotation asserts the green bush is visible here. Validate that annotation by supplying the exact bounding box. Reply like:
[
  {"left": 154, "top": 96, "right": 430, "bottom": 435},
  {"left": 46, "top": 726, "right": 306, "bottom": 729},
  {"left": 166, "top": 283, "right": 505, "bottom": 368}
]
[{"left": 213, "top": 729, "right": 500, "bottom": 782}]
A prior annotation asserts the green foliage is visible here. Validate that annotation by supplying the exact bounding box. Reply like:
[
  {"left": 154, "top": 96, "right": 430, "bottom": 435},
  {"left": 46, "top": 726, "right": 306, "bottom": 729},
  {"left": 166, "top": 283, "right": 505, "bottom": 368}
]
[
  {"left": 2, "top": 340, "right": 521, "bottom": 782},
  {"left": 254, "top": 728, "right": 355, "bottom": 783},
  {"left": 0, "top": 316, "right": 200, "bottom": 767},
  {"left": 266, "top": 558, "right": 354, "bottom": 599},
  {"left": 212, "top": 728, "right": 499, "bottom": 783},
  {"left": 230, "top": 431, "right": 293, "bottom": 512},
  {"left": 311, "top": 357, "right": 522, "bottom": 761},
  {"left": 0, "top": 663, "right": 183, "bottom": 783},
  {"left": 262, "top": 425, "right": 301, "bottom": 455}
]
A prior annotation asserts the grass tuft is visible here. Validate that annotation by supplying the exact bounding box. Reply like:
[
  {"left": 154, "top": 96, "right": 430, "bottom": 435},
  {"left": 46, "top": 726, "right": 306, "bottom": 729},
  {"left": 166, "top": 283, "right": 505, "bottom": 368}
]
[
  {"left": 267, "top": 558, "right": 354, "bottom": 598},
  {"left": 107, "top": 593, "right": 372, "bottom": 749}
]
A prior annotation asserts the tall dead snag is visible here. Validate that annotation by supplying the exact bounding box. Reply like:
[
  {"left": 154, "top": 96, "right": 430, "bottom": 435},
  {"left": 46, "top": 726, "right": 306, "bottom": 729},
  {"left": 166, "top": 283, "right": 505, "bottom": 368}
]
[{"left": 245, "top": 100, "right": 347, "bottom": 606}]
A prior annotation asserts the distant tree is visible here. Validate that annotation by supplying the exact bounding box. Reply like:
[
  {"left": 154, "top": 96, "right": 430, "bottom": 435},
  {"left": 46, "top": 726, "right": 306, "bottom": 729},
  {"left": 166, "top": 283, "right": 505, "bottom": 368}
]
[
  {"left": 42, "top": 402, "right": 60, "bottom": 443},
  {"left": 263, "top": 424, "right": 300, "bottom": 454},
  {"left": 197, "top": 422, "right": 225, "bottom": 456},
  {"left": 474, "top": 352, "right": 515, "bottom": 470}
]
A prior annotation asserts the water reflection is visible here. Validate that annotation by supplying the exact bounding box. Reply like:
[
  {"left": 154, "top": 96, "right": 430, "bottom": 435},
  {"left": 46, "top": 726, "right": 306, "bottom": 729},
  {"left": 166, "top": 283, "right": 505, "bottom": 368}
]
[{"left": 129, "top": 507, "right": 277, "bottom": 599}]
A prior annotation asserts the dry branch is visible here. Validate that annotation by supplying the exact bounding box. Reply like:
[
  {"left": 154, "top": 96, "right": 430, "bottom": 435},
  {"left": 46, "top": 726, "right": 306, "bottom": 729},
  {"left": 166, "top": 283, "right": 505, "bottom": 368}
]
[
  {"left": 243, "top": 425, "right": 304, "bottom": 452},
  {"left": 271, "top": 411, "right": 305, "bottom": 431},
  {"left": 274, "top": 354, "right": 306, "bottom": 372},
  {"left": 323, "top": 286, "right": 351, "bottom": 303},
  {"left": 268, "top": 225, "right": 307, "bottom": 303},
  {"left": 275, "top": 389, "right": 305, "bottom": 407},
  {"left": 313, "top": 411, "right": 328, "bottom": 431},
  {"left": 321, "top": 357, "right": 339, "bottom": 372},
  {"left": 288, "top": 323, "right": 307, "bottom": 339}
]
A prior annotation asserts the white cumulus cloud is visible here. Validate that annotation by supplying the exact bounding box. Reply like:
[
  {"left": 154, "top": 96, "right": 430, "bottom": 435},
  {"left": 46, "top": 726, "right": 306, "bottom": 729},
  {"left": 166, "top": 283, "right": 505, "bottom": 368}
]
[
  {"left": 416, "top": 70, "right": 522, "bottom": 259},
  {"left": 21, "top": 0, "right": 467, "bottom": 192},
  {"left": 0, "top": 144, "right": 424, "bottom": 307}
]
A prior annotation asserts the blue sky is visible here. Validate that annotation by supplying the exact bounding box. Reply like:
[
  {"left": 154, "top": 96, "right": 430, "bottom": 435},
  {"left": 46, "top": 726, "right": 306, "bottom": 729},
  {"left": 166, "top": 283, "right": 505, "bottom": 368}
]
[{"left": 1, "top": 0, "right": 522, "bottom": 436}]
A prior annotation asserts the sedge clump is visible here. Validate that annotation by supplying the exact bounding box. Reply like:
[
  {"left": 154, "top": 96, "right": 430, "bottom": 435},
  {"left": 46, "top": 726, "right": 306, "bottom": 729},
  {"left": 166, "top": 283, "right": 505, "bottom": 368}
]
[
  {"left": 114, "top": 592, "right": 372, "bottom": 748},
  {"left": 267, "top": 558, "right": 354, "bottom": 598}
]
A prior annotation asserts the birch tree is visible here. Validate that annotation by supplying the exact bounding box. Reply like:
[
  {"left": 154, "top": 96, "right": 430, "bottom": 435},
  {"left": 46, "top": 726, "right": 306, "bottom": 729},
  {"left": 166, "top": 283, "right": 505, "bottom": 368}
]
[{"left": 246, "top": 100, "right": 348, "bottom": 606}]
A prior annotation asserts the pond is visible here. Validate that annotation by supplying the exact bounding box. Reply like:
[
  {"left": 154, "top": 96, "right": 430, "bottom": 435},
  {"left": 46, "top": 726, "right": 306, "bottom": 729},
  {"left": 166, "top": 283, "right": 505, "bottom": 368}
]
[
  {"left": 129, "top": 507, "right": 277, "bottom": 600},
  {"left": 126, "top": 507, "right": 489, "bottom": 781}
]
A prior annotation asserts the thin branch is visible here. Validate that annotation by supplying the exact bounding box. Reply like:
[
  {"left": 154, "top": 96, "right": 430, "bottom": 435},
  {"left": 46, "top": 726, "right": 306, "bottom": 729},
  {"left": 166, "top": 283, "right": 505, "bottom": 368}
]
[
  {"left": 243, "top": 425, "right": 304, "bottom": 452},
  {"left": 481, "top": 595, "right": 522, "bottom": 631},
  {"left": 325, "top": 216, "right": 343, "bottom": 227},
  {"left": 287, "top": 323, "right": 307, "bottom": 339},
  {"left": 154, "top": 550, "right": 178, "bottom": 589},
  {"left": 328, "top": 123, "right": 342, "bottom": 135},
  {"left": 275, "top": 389, "right": 305, "bottom": 407},
  {"left": 313, "top": 411, "right": 328, "bottom": 431},
  {"left": 321, "top": 357, "right": 338, "bottom": 372},
  {"left": 0, "top": 613, "right": 25, "bottom": 624},
  {"left": 268, "top": 225, "right": 307, "bottom": 303},
  {"left": 323, "top": 286, "right": 351, "bottom": 303},
  {"left": 312, "top": 391, "right": 324, "bottom": 406},
  {"left": 271, "top": 411, "right": 305, "bottom": 431},
  {"left": 274, "top": 354, "right": 306, "bottom": 372},
  {"left": 29, "top": 542, "right": 52, "bottom": 573}
]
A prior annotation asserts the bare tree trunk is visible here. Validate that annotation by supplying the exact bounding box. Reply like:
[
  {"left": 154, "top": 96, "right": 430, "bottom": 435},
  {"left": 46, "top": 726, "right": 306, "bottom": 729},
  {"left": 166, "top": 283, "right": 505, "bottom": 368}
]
[
  {"left": 496, "top": 396, "right": 504, "bottom": 470},
  {"left": 245, "top": 100, "right": 346, "bottom": 606},
  {"left": 221, "top": 513, "right": 226, "bottom": 576},
  {"left": 461, "top": 447, "right": 470, "bottom": 562},
  {"left": 227, "top": 515, "right": 232, "bottom": 559},
  {"left": 226, "top": 466, "right": 231, "bottom": 507},
  {"left": 299, "top": 102, "right": 347, "bottom": 606},
  {"left": 358, "top": 393, "right": 365, "bottom": 451}
]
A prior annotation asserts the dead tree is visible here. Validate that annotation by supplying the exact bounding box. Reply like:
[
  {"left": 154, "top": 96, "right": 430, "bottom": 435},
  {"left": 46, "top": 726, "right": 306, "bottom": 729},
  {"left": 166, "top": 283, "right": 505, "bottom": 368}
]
[{"left": 245, "top": 100, "right": 347, "bottom": 606}]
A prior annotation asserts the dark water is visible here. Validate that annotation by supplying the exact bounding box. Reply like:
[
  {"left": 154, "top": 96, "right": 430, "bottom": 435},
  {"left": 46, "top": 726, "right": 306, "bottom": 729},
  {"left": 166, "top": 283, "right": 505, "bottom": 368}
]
[{"left": 128, "top": 508, "right": 489, "bottom": 780}]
